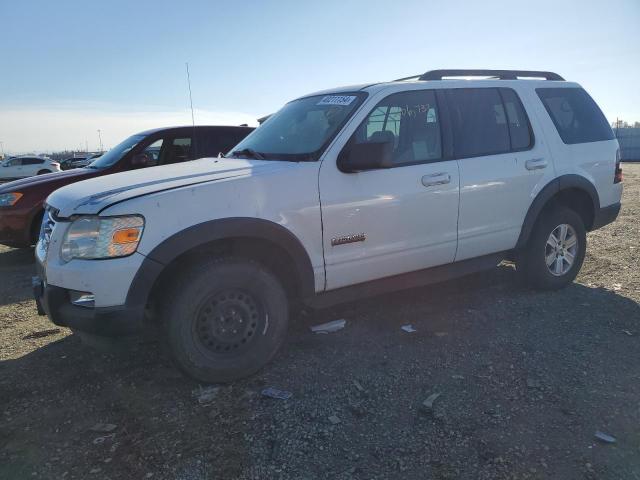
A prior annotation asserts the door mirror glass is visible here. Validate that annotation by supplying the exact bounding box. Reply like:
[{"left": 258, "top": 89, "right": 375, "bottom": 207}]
[{"left": 338, "top": 140, "right": 394, "bottom": 172}]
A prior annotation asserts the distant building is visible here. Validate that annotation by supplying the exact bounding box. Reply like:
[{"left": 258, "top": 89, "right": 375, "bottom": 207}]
[{"left": 615, "top": 127, "right": 640, "bottom": 162}]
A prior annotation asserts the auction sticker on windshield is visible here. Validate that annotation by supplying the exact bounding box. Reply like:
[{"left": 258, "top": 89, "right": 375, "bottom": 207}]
[{"left": 317, "top": 95, "right": 357, "bottom": 106}]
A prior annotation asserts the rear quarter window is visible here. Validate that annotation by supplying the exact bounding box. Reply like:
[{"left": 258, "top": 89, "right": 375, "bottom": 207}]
[
  {"left": 199, "top": 128, "right": 253, "bottom": 158},
  {"left": 536, "top": 88, "right": 614, "bottom": 144}
]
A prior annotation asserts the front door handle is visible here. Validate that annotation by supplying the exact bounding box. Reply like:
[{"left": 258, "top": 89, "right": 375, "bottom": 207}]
[
  {"left": 525, "top": 158, "right": 547, "bottom": 170},
  {"left": 421, "top": 172, "right": 451, "bottom": 187}
]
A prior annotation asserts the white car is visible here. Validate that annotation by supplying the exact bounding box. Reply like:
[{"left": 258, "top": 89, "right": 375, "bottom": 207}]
[
  {"left": 0, "top": 156, "right": 61, "bottom": 180},
  {"left": 34, "top": 69, "right": 622, "bottom": 382}
]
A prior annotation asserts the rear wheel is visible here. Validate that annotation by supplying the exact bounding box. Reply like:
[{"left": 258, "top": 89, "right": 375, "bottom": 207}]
[
  {"left": 516, "top": 207, "right": 586, "bottom": 290},
  {"left": 163, "top": 257, "right": 289, "bottom": 383}
]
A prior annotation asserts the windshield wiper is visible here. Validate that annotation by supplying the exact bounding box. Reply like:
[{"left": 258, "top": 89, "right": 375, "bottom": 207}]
[{"left": 231, "top": 148, "right": 265, "bottom": 160}]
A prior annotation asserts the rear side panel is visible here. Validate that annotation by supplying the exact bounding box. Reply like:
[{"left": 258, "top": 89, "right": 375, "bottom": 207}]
[{"left": 533, "top": 85, "right": 622, "bottom": 208}]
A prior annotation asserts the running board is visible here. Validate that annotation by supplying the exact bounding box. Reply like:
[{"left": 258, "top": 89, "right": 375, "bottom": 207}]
[{"left": 307, "top": 252, "right": 507, "bottom": 309}]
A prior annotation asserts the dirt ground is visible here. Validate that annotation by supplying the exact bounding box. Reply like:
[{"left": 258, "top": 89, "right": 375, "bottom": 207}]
[{"left": 1, "top": 165, "right": 639, "bottom": 480}]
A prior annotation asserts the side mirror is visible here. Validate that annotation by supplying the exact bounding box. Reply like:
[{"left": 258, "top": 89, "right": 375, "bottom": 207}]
[
  {"left": 131, "top": 153, "right": 153, "bottom": 167},
  {"left": 338, "top": 140, "right": 394, "bottom": 173}
]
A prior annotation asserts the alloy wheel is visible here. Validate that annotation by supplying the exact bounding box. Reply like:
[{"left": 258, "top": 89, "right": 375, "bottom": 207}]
[{"left": 545, "top": 223, "right": 578, "bottom": 276}]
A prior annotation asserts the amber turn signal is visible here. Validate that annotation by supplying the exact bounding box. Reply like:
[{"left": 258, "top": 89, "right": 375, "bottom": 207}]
[{"left": 112, "top": 227, "right": 142, "bottom": 244}]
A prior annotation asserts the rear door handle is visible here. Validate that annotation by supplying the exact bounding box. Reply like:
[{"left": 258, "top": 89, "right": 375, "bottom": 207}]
[
  {"left": 421, "top": 172, "right": 451, "bottom": 187},
  {"left": 525, "top": 158, "right": 547, "bottom": 170}
]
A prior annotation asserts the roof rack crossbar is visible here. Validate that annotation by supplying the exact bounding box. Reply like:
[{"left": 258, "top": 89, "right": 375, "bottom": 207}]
[{"left": 418, "top": 69, "right": 565, "bottom": 81}]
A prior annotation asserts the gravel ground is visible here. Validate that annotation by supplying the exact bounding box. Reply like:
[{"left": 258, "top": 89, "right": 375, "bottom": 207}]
[{"left": 1, "top": 165, "right": 639, "bottom": 480}]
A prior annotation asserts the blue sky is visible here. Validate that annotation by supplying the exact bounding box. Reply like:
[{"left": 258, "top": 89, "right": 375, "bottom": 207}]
[{"left": 0, "top": 0, "right": 639, "bottom": 153}]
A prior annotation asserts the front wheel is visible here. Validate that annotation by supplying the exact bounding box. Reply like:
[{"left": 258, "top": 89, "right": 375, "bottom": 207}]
[
  {"left": 163, "top": 257, "right": 289, "bottom": 383},
  {"left": 516, "top": 207, "right": 587, "bottom": 290}
]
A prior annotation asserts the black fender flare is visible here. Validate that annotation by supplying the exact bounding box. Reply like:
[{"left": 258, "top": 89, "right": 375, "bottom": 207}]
[
  {"left": 125, "top": 218, "right": 316, "bottom": 309},
  {"left": 515, "top": 174, "right": 600, "bottom": 249}
]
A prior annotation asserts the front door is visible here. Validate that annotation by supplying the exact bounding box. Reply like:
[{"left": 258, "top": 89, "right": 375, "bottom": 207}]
[
  {"left": 319, "top": 88, "right": 460, "bottom": 290},
  {"left": 2, "top": 158, "right": 23, "bottom": 179}
]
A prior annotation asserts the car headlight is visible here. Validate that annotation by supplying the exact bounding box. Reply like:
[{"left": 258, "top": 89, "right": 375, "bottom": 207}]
[
  {"left": 60, "top": 215, "right": 144, "bottom": 262},
  {"left": 0, "top": 192, "right": 23, "bottom": 206}
]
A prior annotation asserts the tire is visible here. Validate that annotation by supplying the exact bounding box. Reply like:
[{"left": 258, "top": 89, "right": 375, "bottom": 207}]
[
  {"left": 163, "top": 257, "right": 289, "bottom": 383},
  {"left": 516, "top": 207, "right": 586, "bottom": 290},
  {"left": 37, "top": 170, "right": 51, "bottom": 175}
]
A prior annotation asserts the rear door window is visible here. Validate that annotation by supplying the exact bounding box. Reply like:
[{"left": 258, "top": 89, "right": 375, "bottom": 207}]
[
  {"left": 536, "top": 87, "right": 614, "bottom": 144},
  {"left": 445, "top": 88, "right": 511, "bottom": 158},
  {"left": 499, "top": 88, "right": 533, "bottom": 150}
]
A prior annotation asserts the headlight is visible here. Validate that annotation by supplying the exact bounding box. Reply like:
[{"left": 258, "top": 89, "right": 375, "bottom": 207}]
[
  {"left": 0, "top": 192, "right": 23, "bottom": 206},
  {"left": 60, "top": 215, "right": 144, "bottom": 262}
]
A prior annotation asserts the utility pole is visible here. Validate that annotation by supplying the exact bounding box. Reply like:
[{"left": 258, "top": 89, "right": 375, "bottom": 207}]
[
  {"left": 97, "top": 129, "right": 103, "bottom": 152},
  {"left": 186, "top": 62, "right": 195, "bottom": 127}
]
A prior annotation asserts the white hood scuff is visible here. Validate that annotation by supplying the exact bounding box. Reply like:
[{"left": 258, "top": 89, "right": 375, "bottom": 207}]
[{"left": 47, "top": 157, "right": 293, "bottom": 217}]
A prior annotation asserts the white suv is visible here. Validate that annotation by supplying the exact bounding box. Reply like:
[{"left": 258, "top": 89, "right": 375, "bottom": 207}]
[
  {"left": 1, "top": 156, "right": 61, "bottom": 180},
  {"left": 33, "top": 70, "right": 622, "bottom": 382}
]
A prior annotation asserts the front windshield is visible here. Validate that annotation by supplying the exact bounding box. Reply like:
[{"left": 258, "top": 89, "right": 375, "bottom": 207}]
[
  {"left": 229, "top": 93, "right": 365, "bottom": 161},
  {"left": 88, "top": 134, "right": 145, "bottom": 169}
]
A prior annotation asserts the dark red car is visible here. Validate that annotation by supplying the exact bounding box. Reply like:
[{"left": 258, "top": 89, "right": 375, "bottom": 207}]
[{"left": 0, "top": 125, "right": 253, "bottom": 248}]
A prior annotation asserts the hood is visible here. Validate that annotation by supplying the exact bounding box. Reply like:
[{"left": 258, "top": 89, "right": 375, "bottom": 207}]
[
  {"left": 47, "top": 157, "right": 295, "bottom": 217},
  {"left": 0, "top": 168, "right": 93, "bottom": 193}
]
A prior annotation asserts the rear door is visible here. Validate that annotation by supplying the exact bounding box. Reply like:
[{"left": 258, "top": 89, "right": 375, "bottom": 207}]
[
  {"left": 446, "top": 87, "right": 555, "bottom": 260},
  {"left": 22, "top": 157, "right": 45, "bottom": 176}
]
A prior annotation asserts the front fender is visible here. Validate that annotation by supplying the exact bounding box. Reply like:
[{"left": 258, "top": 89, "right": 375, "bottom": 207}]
[{"left": 125, "top": 217, "right": 316, "bottom": 309}]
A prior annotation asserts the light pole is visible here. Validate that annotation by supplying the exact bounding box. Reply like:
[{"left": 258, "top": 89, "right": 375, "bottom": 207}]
[
  {"left": 97, "top": 129, "right": 103, "bottom": 152},
  {"left": 0, "top": 141, "right": 4, "bottom": 157}
]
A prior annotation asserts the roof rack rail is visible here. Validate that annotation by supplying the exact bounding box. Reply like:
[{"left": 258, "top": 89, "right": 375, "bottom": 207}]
[
  {"left": 392, "top": 74, "right": 422, "bottom": 82},
  {"left": 419, "top": 69, "right": 565, "bottom": 81}
]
